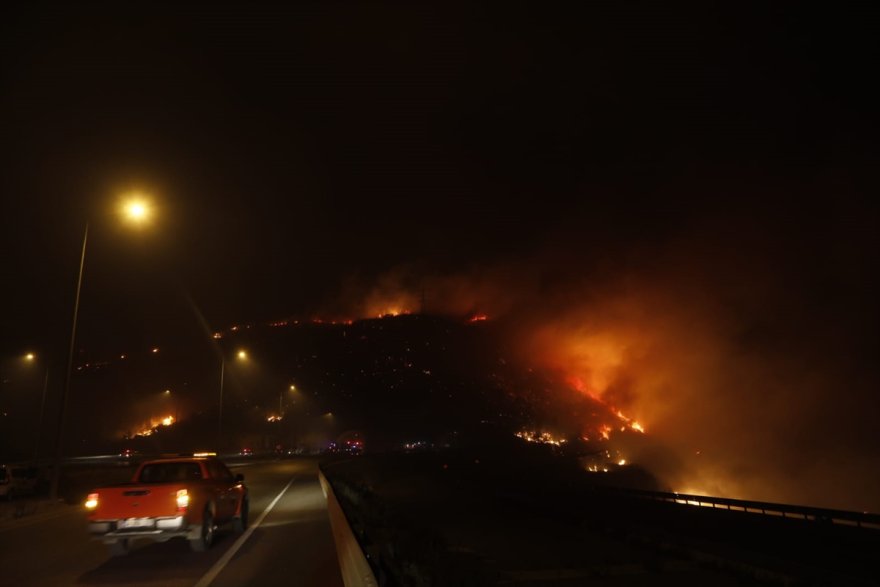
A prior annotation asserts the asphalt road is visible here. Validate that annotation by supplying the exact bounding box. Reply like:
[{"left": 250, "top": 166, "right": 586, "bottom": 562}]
[{"left": 0, "top": 458, "right": 344, "bottom": 587}]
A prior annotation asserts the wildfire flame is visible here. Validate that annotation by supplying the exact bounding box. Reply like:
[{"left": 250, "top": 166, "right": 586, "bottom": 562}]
[
  {"left": 134, "top": 415, "right": 176, "bottom": 437},
  {"left": 377, "top": 308, "right": 410, "bottom": 318},
  {"left": 516, "top": 429, "right": 567, "bottom": 446}
]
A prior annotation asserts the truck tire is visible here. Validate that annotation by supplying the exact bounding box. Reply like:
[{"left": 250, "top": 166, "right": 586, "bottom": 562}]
[
  {"left": 189, "top": 507, "right": 215, "bottom": 552},
  {"left": 232, "top": 498, "right": 249, "bottom": 534},
  {"left": 108, "top": 539, "right": 130, "bottom": 556}
]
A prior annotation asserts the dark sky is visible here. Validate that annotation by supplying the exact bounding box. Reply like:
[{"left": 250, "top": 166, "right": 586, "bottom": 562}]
[
  {"left": 1, "top": 1, "right": 872, "bottom": 341},
  {"left": 1, "top": 3, "right": 878, "bottom": 504}
]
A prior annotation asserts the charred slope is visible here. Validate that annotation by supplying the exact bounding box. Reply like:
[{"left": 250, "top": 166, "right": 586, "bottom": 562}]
[{"left": 215, "top": 313, "right": 631, "bottom": 450}]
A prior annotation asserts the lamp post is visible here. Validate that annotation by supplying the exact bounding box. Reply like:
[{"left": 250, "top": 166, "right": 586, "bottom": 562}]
[
  {"left": 218, "top": 358, "right": 225, "bottom": 453},
  {"left": 24, "top": 353, "right": 49, "bottom": 461},
  {"left": 49, "top": 223, "right": 88, "bottom": 500},
  {"left": 280, "top": 384, "right": 296, "bottom": 416},
  {"left": 49, "top": 196, "right": 154, "bottom": 500},
  {"left": 218, "top": 349, "right": 248, "bottom": 454}
]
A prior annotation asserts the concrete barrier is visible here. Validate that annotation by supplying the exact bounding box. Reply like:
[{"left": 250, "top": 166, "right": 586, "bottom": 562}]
[{"left": 319, "top": 469, "right": 378, "bottom": 587}]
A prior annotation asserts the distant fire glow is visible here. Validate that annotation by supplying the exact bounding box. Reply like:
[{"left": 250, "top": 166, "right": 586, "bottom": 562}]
[
  {"left": 378, "top": 308, "right": 410, "bottom": 318},
  {"left": 134, "top": 415, "right": 176, "bottom": 437}
]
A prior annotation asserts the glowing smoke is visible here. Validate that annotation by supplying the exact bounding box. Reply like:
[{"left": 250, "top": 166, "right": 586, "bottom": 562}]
[{"left": 329, "top": 205, "right": 879, "bottom": 512}]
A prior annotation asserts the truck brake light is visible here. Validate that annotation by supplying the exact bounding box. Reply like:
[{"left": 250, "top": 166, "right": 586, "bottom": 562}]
[
  {"left": 85, "top": 493, "right": 99, "bottom": 509},
  {"left": 176, "top": 489, "right": 189, "bottom": 510}
]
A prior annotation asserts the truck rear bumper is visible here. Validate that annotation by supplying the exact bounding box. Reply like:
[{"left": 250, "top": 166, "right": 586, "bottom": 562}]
[{"left": 89, "top": 516, "right": 196, "bottom": 541}]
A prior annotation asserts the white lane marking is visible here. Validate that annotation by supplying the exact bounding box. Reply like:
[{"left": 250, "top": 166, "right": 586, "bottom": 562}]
[{"left": 193, "top": 476, "right": 296, "bottom": 587}]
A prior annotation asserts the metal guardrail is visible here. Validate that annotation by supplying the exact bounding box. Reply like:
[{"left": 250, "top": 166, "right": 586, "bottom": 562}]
[{"left": 604, "top": 486, "right": 880, "bottom": 530}]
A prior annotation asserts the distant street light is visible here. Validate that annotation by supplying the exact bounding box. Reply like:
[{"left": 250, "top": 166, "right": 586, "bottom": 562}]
[
  {"left": 23, "top": 353, "right": 49, "bottom": 461},
  {"left": 279, "top": 384, "right": 298, "bottom": 417},
  {"left": 50, "top": 193, "right": 156, "bottom": 500},
  {"left": 218, "top": 349, "right": 248, "bottom": 453}
]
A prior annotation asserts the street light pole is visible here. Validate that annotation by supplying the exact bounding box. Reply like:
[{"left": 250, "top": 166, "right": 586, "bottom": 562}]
[
  {"left": 34, "top": 367, "right": 49, "bottom": 461},
  {"left": 216, "top": 349, "right": 248, "bottom": 453},
  {"left": 217, "top": 358, "right": 225, "bottom": 454},
  {"left": 50, "top": 223, "right": 89, "bottom": 501}
]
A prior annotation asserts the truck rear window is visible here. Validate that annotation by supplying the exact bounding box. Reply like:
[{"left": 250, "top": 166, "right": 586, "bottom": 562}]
[{"left": 138, "top": 462, "right": 202, "bottom": 483}]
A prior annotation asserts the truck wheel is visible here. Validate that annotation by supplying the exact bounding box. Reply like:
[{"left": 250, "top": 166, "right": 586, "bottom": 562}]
[
  {"left": 189, "top": 508, "right": 215, "bottom": 552},
  {"left": 232, "top": 498, "right": 249, "bottom": 533},
  {"left": 109, "top": 539, "right": 130, "bottom": 556}
]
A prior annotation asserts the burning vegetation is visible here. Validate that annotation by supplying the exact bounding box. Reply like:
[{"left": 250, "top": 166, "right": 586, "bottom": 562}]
[
  {"left": 133, "top": 415, "right": 176, "bottom": 438},
  {"left": 319, "top": 226, "right": 879, "bottom": 513}
]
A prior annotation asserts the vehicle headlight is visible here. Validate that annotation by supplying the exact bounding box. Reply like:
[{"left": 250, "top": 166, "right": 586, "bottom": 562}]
[
  {"left": 85, "top": 493, "right": 99, "bottom": 509},
  {"left": 176, "top": 489, "right": 189, "bottom": 510}
]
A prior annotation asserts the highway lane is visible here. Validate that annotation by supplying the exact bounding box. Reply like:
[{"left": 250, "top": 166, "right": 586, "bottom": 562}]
[{"left": 0, "top": 458, "right": 343, "bottom": 587}]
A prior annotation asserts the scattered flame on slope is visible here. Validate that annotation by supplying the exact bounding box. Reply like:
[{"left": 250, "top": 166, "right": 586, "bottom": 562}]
[
  {"left": 515, "top": 429, "right": 567, "bottom": 447},
  {"left": 362, "top": 288, "right": 419, "bottom": 320},
  {"left": 581, "top": 447, "right": 630, "bottom": 473},
  {"left": 567, "top": 375, "right": 646, "bottom": 440},
  {"left": 377, "top": 308, "right": 411, "bottom": 318},
  {"left": 311, "top": 318, "right": 354, "bottom": 325},
  {"left": 469, "top": 313, "right": 489, "bottom": 322},
  {"left": 135, "top": 415, "right": 176, "bottom": 437}
]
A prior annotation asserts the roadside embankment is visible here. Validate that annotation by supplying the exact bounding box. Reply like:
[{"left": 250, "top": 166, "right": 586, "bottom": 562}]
[{"left": 320, "top": 449, "right": 880, "bottom": 586}]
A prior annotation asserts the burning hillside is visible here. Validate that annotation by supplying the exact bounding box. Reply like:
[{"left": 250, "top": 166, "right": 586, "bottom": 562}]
[{"left": 319, "top": 217, "right": 879, "bottom": 513}]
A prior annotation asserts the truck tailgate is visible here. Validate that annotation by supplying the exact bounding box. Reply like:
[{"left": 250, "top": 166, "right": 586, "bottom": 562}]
[{"left": 92, "top": 484, "right": 183, "bottom": 519}]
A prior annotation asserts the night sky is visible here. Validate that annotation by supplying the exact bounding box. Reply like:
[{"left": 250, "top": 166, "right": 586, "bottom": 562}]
[{"left": 1, "top": 3, "right": 878, "bottom": 508}]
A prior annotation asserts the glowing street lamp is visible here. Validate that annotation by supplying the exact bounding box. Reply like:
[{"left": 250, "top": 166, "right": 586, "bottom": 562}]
[
  {"left": 119, "top": 195, "right": 153, "bottom": 227},
  {"left": 51, "top": 194, "right": 156, "bottom": 500}
]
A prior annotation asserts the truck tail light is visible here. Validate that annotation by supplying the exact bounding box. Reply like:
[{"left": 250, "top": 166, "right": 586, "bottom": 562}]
[
  {"left": 176, "top": 489, "right": 189, "bottom": 511},
  {"left": 85, "top": 493, "right": 99, "bottom": 509}
]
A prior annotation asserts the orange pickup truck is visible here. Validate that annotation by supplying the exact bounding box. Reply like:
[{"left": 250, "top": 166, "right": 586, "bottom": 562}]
[{"left": 85, "top": 455, "right": 248, "bottom": 555}]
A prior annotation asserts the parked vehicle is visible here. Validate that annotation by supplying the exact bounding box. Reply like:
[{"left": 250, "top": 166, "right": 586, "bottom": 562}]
[
  {"left": 85, "top": 455, "right": 248, "bottom": 555},
  {"left": 0, "top": 464, "right": 39, "bottom": 500}
]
